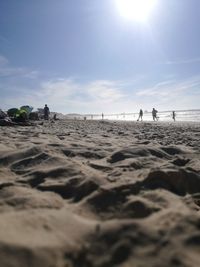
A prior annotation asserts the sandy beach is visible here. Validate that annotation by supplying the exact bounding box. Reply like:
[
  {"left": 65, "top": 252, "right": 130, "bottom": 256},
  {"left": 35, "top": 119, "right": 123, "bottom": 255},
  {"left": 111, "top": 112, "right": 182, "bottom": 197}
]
[{"left": 0, "top": 119, "right": 200, "bottom": 267}]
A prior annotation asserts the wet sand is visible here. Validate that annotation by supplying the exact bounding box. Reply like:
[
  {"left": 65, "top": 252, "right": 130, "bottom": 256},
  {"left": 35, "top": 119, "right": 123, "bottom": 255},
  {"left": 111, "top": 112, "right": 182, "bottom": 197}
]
[{"left": 0, "top": 119, "right": 200, "bottom": 267}]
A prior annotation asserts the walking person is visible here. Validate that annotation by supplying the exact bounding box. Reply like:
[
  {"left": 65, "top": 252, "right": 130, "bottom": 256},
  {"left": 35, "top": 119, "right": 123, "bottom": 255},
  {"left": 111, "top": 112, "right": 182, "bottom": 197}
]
[
  {"left": 172, "top": 111, "right": 176, "bottom": 122},
  {"left": 137, "top": 109, "right": 143, "bottom": 121},
  {"left": 152, "top": 108, "right": 158, "bottom": 121}
]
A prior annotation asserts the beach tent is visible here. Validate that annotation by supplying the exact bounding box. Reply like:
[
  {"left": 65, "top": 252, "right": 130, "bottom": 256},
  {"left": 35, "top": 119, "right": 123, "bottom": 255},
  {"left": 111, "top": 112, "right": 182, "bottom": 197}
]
[
  {"left": 20, "top": 106, "right": 33, "bottom": 115},
  {"left": 7, "top": 108, "right": 19, "bottom": 117}
]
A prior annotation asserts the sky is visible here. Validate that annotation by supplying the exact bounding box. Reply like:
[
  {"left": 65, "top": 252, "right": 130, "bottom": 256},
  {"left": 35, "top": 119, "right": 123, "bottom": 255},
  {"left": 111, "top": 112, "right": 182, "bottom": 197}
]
[{"left": 0, "top": 0, "right": 200, "bottom": 114}]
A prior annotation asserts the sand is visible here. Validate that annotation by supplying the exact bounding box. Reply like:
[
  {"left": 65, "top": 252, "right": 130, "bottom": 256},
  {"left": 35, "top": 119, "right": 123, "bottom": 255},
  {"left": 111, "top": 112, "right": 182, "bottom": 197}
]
[{"left": 0, "top": 119, "right": 200, "bottom": 267}]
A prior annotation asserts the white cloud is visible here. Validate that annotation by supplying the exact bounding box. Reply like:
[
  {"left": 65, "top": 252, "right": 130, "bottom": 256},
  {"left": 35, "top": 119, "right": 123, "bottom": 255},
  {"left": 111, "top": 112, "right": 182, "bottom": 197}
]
[
  {"left": 136, "top": 76, "right": 200, "bottom": 97},
  {"left": 8, "top": 79, "right": 77, "bottom": 111},
  {"left": 135, "top": 76, "right": 200, "bottom": 110},
  {"left": 86, "top": 80, "right": 125, "bottom": 102},
  {"left": 0, "top": 55, "right": 9, "bottom": 66},
  {"left": 35, "top": 79, "right": 126, "bottom": 112},
  {"left": 165, "top": 57, "right": 200, "bottom": 65},
  {"left": 0, "top": 54, "right": 39, "bottom": 78},
  {"left": 0, "top": 66, "right": 26, "bottom": 77},
  {"left": 23, "top": 70, "right": 39, "bottom": 79},
  {"left": 1, "top": 78, "right": 126, "bottom": 113},
  {"left": 40, "top": 79, "right": 77, "bottom": 97}
]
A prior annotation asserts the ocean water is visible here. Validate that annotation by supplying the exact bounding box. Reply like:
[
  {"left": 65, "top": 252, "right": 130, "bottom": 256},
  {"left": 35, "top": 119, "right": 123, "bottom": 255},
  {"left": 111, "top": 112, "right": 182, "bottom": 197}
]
[{"left": 89, "top": 110, "right": 200, "bottom": 122}]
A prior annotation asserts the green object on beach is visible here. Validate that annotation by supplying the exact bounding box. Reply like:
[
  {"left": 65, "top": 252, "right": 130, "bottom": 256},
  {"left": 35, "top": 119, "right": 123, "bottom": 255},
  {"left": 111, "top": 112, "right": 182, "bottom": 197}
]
[
  {"left": 7, "top": 108, "right": 19, "bottom": 117},
  {"left": 7, "top": 108, "right": 28, "bottom": 120},
  {"left": 16, "top": 109, "right": 27, "bottom": 118},
  {"left": 20, "top": 106, "right": 33, "bottom": 115}
]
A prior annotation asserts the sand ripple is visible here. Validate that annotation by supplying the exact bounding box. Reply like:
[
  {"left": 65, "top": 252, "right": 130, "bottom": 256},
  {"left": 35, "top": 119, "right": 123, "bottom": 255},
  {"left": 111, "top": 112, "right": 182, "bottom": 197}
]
[{"left": 0, "top": 120, "right": 200, "bottom": 267}]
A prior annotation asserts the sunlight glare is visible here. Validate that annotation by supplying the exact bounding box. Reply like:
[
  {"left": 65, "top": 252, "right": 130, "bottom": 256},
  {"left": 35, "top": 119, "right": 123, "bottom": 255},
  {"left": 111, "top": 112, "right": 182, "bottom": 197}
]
[{"left": 116, "top": 0, "right": 157, "bottom": 23}]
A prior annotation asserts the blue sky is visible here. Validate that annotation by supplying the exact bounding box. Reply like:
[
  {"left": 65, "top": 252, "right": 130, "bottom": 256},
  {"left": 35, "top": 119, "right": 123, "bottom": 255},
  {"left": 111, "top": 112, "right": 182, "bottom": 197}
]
[{"left": 0, "top": 0, "right": 200, "bottom": 114}]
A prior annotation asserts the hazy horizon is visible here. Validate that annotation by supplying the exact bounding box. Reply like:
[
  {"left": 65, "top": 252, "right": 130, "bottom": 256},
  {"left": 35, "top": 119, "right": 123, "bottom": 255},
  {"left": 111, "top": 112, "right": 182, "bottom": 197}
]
[{"left": 0, "top": 0, "right": 200, "bottom": 113}]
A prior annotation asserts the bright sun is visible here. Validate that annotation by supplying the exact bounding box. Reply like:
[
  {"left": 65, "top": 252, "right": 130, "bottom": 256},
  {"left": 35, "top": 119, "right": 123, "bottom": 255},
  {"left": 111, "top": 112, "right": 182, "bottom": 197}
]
[{"left": 116, "top": 0, "right": 157, "bottom": 23}]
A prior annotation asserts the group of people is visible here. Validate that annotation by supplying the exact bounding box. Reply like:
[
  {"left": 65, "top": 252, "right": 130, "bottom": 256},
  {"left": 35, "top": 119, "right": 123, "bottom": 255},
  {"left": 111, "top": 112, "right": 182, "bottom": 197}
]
[{"left": 137, "top": 109, "right": 176, "bottom": 122}]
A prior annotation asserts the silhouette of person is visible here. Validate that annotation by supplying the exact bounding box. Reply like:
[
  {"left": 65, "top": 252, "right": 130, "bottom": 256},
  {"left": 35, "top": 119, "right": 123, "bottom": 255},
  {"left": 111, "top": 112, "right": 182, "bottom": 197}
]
[
  {"left": 172, "top": 111, "right": 176, "bottom": 121},
  {"left": 102, "top": 113, "right": 104, "bottom": 120},
  {"left": 53, "top": 114, "right": 58, "bottom": 120},
  {"left": 152, "top": 108, "right": 158, "bottom": 121},
  {"left": 44, "top": 104, "right": 50, "bottom": 120},
  {"left": 137, "top": 109, "right": 143, "bottom": 121}
]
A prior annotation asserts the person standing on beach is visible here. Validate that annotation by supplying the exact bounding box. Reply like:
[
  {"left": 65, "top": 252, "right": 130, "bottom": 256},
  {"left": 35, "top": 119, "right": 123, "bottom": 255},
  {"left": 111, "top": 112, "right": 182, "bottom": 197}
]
[
  {"left": 102, "top": 113, "right": 104, "bottom": 120},
  {"left": 152, "top": 108, "right": 158, "bottom": 121},
  {"left": 172, "top": 111, "right": 176, "bottom": 121},
  {"left": 44, "top": 104, "right": 50, "bottom": 120},
  {"left": 137, "top": 109, "right": 143, "bottom": 121}
]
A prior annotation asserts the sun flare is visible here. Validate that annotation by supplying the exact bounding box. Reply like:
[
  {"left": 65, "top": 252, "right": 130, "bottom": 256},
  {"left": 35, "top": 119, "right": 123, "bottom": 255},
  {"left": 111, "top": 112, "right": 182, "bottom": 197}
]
[{"left": 116, "top": 0, "right": 157, "bottom": 23}]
